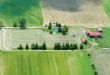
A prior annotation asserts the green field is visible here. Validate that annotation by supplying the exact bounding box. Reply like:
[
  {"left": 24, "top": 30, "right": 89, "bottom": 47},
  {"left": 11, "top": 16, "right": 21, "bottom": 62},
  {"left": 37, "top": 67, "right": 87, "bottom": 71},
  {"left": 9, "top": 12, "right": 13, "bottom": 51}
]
[
  {"left": 0, "top": 0, "right": 43, "bottom": 26},
  {"left": 0, "top": 51, "right": 94, "bottom": 75},
  {"left": 102, "top": 0, "right": 110, "bottom": 19},
  {"left": 96, "top": 27, "right": 110, "bottom": 48}
]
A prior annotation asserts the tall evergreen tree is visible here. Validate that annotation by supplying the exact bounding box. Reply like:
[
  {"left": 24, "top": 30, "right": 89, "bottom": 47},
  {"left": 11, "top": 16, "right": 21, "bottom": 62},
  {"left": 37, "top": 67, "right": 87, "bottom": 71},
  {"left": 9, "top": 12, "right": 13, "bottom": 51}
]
[
  {"left": 48, "top": 22, "right": 52, "bottom": 30},
  {"left": 13, "top": 22, "right": 17, "bottom": 27},
  {"left": 80, "top": 44, "right": 83, "bottom": 50},
  {"left": 57, "top": 43, "right": 61, "bottom": 50},
  {"left": 31, "top": 43, "right": 35, "bottom": 50},
  {"left": 19, "top": 18, "right": 26, "bottom": 29},
  {"left": 66, "top": 43, "right": 69, "bottom": 50},
  {"left": 73, "top": 44, "right": 78, "bottom": 50},
  {"left": 25, "top": 43, "right": 29, "bottom": 50},
  {"left": 42, "top": 42, "right": 47, "bottom": 50},
  {"left": 35, "top": 43, "right": 39, "bottom": 50},
  {"left": 70, "top": 44, "right": 73, "bottom": 50},
  {"left": 17, "top": 44, "right": 23, "bottom": 50}
]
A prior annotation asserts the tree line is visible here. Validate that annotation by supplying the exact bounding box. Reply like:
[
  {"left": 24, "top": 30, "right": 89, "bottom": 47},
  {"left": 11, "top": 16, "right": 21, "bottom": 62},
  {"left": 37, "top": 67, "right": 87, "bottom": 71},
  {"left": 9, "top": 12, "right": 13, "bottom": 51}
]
[
  {"left": 17, "top": 42, "right": 47, "bottom": 50},
  {"left": 13, "top": 18, "right": 27, "bottom": 29},
  {"left": 54, "top": 43, "right": 83, "bottom": 50},
  {"left": 17, "top": 42, "right": 84, "bottom": 50}
]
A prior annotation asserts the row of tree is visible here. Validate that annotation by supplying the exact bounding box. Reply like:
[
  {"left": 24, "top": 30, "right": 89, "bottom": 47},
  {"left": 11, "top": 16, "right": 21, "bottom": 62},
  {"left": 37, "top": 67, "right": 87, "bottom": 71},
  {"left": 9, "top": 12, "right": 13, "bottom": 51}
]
[
  {"left": 17, "top": 42, "right": 47, "bottom": 50},
  {"left": 17, "top": 42, "right": 84, "bottom": 50},
  {"left": 54, "top": 43, "right": 83, "bottom": 50},
  {"left": 13, "top": 18, "right": 26, "bottom": 29}
]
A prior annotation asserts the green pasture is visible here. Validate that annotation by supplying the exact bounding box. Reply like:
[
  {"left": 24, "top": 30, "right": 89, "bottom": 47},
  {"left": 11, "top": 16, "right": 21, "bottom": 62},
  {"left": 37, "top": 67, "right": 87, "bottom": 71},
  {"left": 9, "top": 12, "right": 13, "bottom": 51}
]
[
  {"left": 0, "top": 51, "right": 94, "bottom": 75},
  {"left": 102, "top": 0, "right": 110, "bottom": 19},
  {"left": 96, "top": 27, "right": 110, "bottom": 48},
  {"left": 0, "top": 0, "right": 43, "bottom": 26}
]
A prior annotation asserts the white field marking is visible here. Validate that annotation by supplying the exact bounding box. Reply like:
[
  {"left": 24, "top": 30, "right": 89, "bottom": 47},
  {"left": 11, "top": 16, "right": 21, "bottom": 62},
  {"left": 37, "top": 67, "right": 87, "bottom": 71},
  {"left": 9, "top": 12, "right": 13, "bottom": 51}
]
[
  {"left": 52, "top": 55, "right": 59, "bottom": 75},
  {"left": 66, "top": 56, "right": 77, "bottom": 75}
]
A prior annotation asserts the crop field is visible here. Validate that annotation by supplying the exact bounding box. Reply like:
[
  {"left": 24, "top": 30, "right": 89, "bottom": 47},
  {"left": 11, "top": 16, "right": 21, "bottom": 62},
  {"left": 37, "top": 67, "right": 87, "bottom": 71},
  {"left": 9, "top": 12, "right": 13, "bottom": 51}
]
[
  {"left": 0, "top": 51, "right": 94, "bottom": 75},
  {"left": 0, "top": 0, "right": 43, "bottom": 26},
  {"left": 91, "top": 50, "right": 110, "bottom": 75},
  {"left": 4, "top": 28, "right": 83, "bottom": 50},
  {"left": 40, "top": 0, "right": 110, "bottom": 27}
]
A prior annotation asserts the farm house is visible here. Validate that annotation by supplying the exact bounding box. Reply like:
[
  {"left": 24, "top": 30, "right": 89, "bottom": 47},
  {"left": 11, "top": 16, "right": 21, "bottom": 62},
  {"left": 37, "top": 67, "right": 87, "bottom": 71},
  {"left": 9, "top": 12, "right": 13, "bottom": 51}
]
[{"left": 85, "top": 29, "right": 102, "bottom": 38}]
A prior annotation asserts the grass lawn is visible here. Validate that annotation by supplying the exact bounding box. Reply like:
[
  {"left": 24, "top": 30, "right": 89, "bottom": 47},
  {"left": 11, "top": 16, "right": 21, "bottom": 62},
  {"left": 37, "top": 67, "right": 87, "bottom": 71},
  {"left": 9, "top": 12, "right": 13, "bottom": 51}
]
[
  {"left": 0, "top": 0, "right": 43, "bottom": 27},
  {"left": 86, "top": 27, "right": 110, "bottom": 48},
  {"left": 96, "top": 27, "right": 110, "bottom": 48},
  {"left": 0, "top": 51, "right": 94, "bottom": 75}
]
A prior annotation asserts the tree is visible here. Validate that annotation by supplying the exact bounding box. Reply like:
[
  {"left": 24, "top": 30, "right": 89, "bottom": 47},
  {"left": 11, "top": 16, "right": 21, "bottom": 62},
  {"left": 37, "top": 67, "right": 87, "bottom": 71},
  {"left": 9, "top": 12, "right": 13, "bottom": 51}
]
[
  {"left": 80, "top": 44, "right": 83, "bottom": 50},
  {"left": 25, "top": 44, "right": 29, "bottom": 50},
  {"left": 66, "top": 43, "right": 69, "bottom": 50},
  {"left": 70, "top": 44, "right": 74, "bottom": 50},
  {"left": 54, "top": 43, "right": 61, "bottom": 50},
  {"left": 31, "top": 43, "right": 35, "bottom": 50},
  {"left": 42, "top": 42, "right": 47, "bottom": 50},
  {"left": 35, "top": 43, "right": 39, "bottom": 50},
  {"left": 50, "top": 30, "right": 53, "bottom": 34},
  {"left": 54, "top": 43, "right": 57, "bottom": 50},
  {"left": 73, "top": 44, "right": 78, "bottom": 50},
  {"left": 13, "top": 22, "right": 17, "bottom": 27},
  {"left": 19, "top": 18, "right": 26, "bottom": 29},
  {"left": 17, "top": 44, "right": 23, "bottom": 50},
  {"left": 61, "top": 43, "right": 66, "bottom": 50},
  {"left": 48, "top": 22, "right": 52, "bottom": 30},
  {"left": 64, "top": 25, "right": 68, "bottom": 32},
  {"left": 62, "top": 25, "right": 69, "bottom": 35},
  {"left": 0, "top": 21, "right": 4, "bottom": 29}
]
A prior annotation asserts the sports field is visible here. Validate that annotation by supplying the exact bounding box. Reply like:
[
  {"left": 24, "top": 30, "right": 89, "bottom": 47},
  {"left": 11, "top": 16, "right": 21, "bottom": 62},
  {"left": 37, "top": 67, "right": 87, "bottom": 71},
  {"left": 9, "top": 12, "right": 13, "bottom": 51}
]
[
  {"left": 0, "top": 0, "right": 43, "bottom": 26},
  {"left": 0, "top": 51, "right": 94, "bottom": 75}
]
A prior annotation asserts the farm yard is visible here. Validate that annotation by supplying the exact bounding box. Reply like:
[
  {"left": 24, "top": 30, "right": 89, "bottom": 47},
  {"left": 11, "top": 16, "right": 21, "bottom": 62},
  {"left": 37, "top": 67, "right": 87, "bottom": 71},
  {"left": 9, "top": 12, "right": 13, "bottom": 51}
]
[
  {"left": 40, "top": 0, "right": 110, "bottom": 27},
  {"left": 90, "top": 49, "right": 110, "bottom": 75},
  {"left": 85, "top": 27, "right": 110, "bottom": 48},
  {"left": 0, "top": 51, "right": 94, "bottom": 75},
  {"left": 4, "top": 28, "right": 83, "bottom": 50},
  {"left": 0, "top": 0, "right": 43, "bottom": 26}
]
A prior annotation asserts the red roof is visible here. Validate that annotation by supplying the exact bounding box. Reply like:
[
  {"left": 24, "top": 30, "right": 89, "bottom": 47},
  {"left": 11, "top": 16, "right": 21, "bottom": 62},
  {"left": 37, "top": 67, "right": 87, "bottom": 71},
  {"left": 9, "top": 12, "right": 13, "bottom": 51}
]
[
  {"left": 85, "top": 29, "right": 102, "bottom": 37},
  {"left": 89, "top": 32, "right": 102, "bottom": 36}
]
